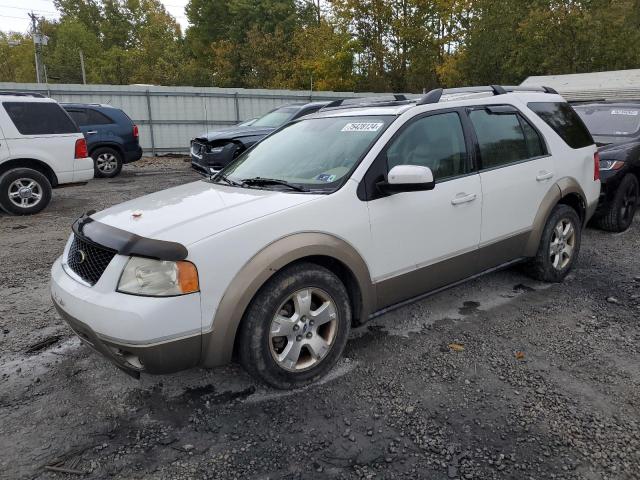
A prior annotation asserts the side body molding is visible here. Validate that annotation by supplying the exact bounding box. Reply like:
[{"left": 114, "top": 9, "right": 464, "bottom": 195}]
[{"left": 201, "top": 232, "right": 375, "bottom": 367}]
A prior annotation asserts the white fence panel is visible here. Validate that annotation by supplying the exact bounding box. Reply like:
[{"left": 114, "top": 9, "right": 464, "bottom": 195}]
[{"left": 0, "top": 82, "right": 379, "bottom": 155}]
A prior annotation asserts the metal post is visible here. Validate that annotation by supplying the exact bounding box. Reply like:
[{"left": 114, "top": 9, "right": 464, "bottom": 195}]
[
  {"left": 145, "top": 90, "right": 156, "bottom": 156},
  {"left": 79, "top": 50, "right": 86, "bottom": 85},
  {"left": 233, "top": 92, "right": 240, "bottom": 122}
]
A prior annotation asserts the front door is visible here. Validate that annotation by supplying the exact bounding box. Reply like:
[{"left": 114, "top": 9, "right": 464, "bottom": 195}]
[{"left": 365, "top": 111, "right": 482, "bottom": 308}]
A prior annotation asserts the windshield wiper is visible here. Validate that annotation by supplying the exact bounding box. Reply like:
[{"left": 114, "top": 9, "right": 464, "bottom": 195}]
[
  {"left": 211, "top": 172, "right": 245, "bottom": 188},
  {"left": 241, "top": 177, "right": 309, "bottom": 192}
]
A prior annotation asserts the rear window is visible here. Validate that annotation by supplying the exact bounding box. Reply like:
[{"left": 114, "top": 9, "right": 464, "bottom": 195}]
[
  {"left": 527, "top": 102, "right": 593, "bottom": 149},
  {"left": 573, "top": 105, "right": 640, "bottom": 137},
  {"left": 3, "top": 102, "right": 79, "bottom": 135}
]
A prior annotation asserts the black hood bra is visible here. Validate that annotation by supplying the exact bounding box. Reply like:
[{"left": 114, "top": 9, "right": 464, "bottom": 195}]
[{"left": 73, "top": 212, "right": 188, "bottom": 261}]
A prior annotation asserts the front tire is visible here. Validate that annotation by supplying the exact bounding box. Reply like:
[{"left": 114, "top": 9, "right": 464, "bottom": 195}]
[
  {"left": 92, "top": 147, "right": 123, "bottom": 178},
  {"left": 238, "top": 262, "right": 351, "bottom": 389},
  {"left": 0, "top": 168, "right": 52, "bottom": 215},
  {"left": 525, "top": 204, "right": 582, "bottom": 282},
  {"left": 595, "top": 174, "right": 638, "bottom": 232}
]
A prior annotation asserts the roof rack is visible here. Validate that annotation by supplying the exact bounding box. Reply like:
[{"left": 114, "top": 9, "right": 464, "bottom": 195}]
[
  {"left": 322, "top": 94, "right": 410, "bottom": 110},
  {"left": 0, "top": 91, "right": 46, "bottom": 98},
  {"left": 417, "top": 85, "right": 558, "bottom": 105}
]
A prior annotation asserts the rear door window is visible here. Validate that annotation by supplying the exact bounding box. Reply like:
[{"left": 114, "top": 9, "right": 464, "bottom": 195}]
[
  {"left": 3, "top": 102, "right": 79, "bottom": 135},
  {"left": 469, "top": 109, "right": 532, "bottom": 169},
  {"left": 528, "top": 102, "right": 593, "bottom": 149},
  {"left": 86, "top": 109, "right": 114, "bottom": 125},
  {"left": 66, "top": 109, "right": 88, "bottom": 126}
]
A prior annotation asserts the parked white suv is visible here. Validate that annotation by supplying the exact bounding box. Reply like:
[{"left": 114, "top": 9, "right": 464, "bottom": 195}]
[
  {"left": 51, "top": 86, "right": 600, "bottom": 389},
  {"left": 0, "top": 93, "right": 94, "bottom": 215}
]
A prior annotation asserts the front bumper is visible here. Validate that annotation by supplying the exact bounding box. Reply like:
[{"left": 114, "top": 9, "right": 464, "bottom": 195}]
[
  {"left": 190, "top": 141, "right": 237, "bottom": 174},
  {"left": 50, "top": 255, "right": 203, "bottom": 376}
]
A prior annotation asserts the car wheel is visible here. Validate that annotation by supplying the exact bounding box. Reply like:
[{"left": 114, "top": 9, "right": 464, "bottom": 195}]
[
  {"left": 0, "top": 168, "right": 52, "bottom": 215},
  {"left": 595, "top": 174, "right": 639, "bottom": 232},
  {"left": 93, "top": 147, "right": 123, "bottom": 178},
  {"left": 238, "top": 262, "right": 351, "bottom": 389},
  {"left": 525, "top": 204, "right": 582, "bottom": 283}
]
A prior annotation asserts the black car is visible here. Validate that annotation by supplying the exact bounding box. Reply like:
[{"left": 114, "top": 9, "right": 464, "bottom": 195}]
[
  {"left": 574, "top": 102, "right": 640, "bottom": 232},
  {"left": 190, "top": 101, "right": 330, "bottom": 174},
  {"left": 63, "top": 103, "right": 143, "bottom": 178}
]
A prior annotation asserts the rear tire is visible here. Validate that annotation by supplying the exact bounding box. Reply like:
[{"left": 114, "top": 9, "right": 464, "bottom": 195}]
[
  {"left": 0, "top": 168, "right": 52, "bottom": 215},
  {"left": 595, "top": 174, "right": 638, "bottom": 232},
  {"left": 525, "top": 204, "right": 582, "bottom": 283},
  {"left": 238, "top": 262, "right": 351, "bottom": 389},
  {"left": 92, "top": 147, "right": 123, "bottom": 178}
]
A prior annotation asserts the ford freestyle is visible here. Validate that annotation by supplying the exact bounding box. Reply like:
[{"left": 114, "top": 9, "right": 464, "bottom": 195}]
[{"left": 51, "top": 86, "right": 600, "bottom": 389}]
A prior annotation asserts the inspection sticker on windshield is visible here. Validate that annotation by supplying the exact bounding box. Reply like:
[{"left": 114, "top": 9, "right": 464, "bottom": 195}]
[
  {"left": 341, "top": 122, "right": 384, "bottom": 132},
  {"left": 611, "top": 109, "right": 639, "bottom": 116}
]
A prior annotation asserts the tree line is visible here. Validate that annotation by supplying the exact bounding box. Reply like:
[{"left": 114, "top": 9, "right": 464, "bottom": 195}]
[{"left": 1, "top": 0, "right": 639, "bottom": 92}]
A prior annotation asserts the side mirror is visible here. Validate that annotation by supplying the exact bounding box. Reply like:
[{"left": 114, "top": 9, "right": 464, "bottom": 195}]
[{"left": 377, "top": 165, "right": 435, "bottom": 195}]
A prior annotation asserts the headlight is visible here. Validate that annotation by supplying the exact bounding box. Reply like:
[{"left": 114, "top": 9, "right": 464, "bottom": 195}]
[
  {"left": 599, "top": 160, "right": 624, "bottom": 171},
  {"left": 117, "top": 257, "right": 199, "bottom": 297},
  {"left": 207, "top": 146, "right": 224, "bottom": 154}
]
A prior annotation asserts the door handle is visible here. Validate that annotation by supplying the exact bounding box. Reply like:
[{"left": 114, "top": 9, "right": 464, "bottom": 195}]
[
  {"left": 86, "top": 130, "right": 98, "bottom": 135},
  {"left": 451, "top": 193, "right": 477, "bottom": 205},
  {"left": 536, "top": 171, "right": 554, "bottom": 181}
]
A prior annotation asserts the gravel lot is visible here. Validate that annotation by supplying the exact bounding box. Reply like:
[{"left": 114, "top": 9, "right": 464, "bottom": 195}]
[{"left": 1, "top": 158, "right": 639, "bottom": 480}]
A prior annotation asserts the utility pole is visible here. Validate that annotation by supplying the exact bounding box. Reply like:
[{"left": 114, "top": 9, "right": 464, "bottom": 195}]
[
  {"left": 29, "top": 12, "right": 47, "bottom": 84},
  {"left": 28, "top": 12, "right": 41, "bottom": 83},
  {"left": 79, "top": 50, "right": 87, "bottom": 84}
]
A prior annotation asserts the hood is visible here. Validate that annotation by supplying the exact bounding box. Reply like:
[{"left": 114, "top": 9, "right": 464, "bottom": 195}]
[
  {"left": 195, "top": 125, "right": 275, "bottom": 142},
  {"left": 597, "top": 138, "right": 640, "bottom": 164},
  {"left": 91, "top": 180, "right": 322, "bottom": 246}
]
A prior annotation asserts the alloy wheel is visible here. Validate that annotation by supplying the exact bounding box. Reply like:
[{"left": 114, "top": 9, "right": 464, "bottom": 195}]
[
  {"left": 269, "top": 288, "right": 338, "bottom": 371},
  {"left": 549, "top": 218, "right": 576, "bottom": 270},
  {"left": 8, "top": 178, "right": 43, "bottom": 209},
  {"left": 96, "top": 153, "right": 118, "bottom": 173}
]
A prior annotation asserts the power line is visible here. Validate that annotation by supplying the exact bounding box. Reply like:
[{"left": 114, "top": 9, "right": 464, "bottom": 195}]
[{"left": 0, "top": 5, "right": 58, "bottom": 14}]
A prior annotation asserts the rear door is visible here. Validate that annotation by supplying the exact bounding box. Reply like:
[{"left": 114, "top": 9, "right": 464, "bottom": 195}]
[
  {"left": 467, "top": 105, "right": 554, "bottom": 268},
  {"left": 0, "top": 121, "right": 9, "bottom": 162}
]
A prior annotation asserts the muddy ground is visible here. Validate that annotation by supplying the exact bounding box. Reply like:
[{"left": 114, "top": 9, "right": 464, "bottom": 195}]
[{"left": 0, "top": 157, "right": 639, "bottom": 480}]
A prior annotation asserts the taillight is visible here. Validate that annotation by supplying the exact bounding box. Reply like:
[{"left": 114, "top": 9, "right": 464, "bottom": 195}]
[
  {"left": 594, "top": 151, "right": 601, "bottom": 181},
  {"left": 133, "top": 125, "right": 139, "bottom": 138},
  {"left": 75, "top": 138, "right": 88, "bottom": 159}
]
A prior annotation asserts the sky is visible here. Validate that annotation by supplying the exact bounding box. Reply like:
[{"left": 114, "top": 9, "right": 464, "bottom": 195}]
[{"left": 0, "top": 0, "right": 191, "bottom": 34}]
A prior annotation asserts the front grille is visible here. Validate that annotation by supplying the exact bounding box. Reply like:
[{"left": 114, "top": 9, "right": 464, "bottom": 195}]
[{"left": 67, "top": 235, "right": 117, "bottom": 285}]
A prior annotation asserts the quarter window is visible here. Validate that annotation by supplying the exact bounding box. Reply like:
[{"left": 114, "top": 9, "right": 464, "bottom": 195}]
[
  {"left": 386, "top": 112, "right": 468, "bottom": 181},
  {"left": 528, "top": 102, "right": 593, "bottom": 149},
  {"left": 3, "top": 102, "right": 79, "bottom": 135},
  {"left": 469, "top": 109, "right": 542, "bottom": 169}
]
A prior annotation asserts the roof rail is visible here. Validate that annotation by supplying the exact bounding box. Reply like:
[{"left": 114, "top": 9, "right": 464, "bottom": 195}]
[
  {"left": 416, "top": 85, "right": 559, "bottom": 105},
  {"left": 0, "top": 91, "right": 46, "bottom": 98},
  {"left": 416, "top": 88, "right": 443, "bottom": 105},
  {"left": 322, "top": 94, "right": 410, "bottom": 110}
]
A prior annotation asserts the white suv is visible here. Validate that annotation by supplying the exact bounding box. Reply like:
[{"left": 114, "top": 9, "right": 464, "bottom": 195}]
[
  {"left": 50, "top": 86, "right": 600, "bottom": 389},
  {"left": 0, "top": 93, "right": 94, "bottom": 215}
]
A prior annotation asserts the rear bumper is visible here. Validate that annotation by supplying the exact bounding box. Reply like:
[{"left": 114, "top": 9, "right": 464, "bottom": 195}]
[
  {"left": 124, "top": 145, "right": 143, "bottom": 163},
  {"left": 71, "top": 157, "right": 94, "bottom": 183}
]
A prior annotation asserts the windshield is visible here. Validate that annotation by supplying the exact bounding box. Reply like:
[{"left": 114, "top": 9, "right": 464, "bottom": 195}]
[
  {"left": 220, "top": 115, "right": 394, "bottom": 192},
  {"left": 574, "top": 105, "right": 640, "bottom": 137},
  {"left": 251, "top": 106, "right": 302, "bottom": 128}
]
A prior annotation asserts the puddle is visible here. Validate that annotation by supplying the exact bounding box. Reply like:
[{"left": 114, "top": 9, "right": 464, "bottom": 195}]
[{"left": 458, "top": 301, "right": 480, "bottom": 316}]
